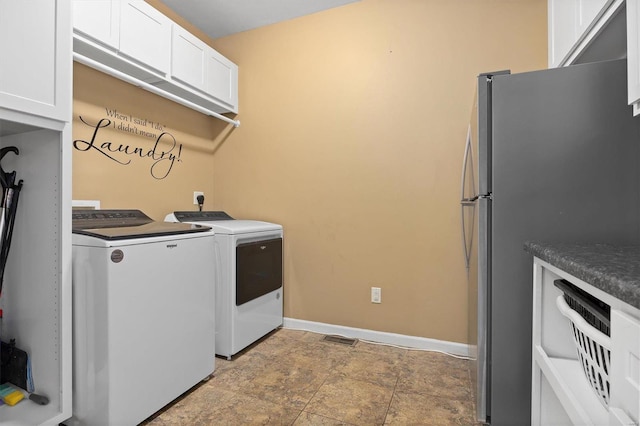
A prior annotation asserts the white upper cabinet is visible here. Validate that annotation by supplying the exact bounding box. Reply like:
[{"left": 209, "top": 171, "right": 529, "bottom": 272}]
[
  {"left": 172, "top": 24, "right": 208, "bottom": 92},
  {"left": 549, "top": 0, "right": 578, "bottom": 68},
  {"left": 626, "top": 0, "right": 640, "bottom": 114},
  {"left": 548, "top": 0, "right": 640, "bottom": 115},
  {"left": 72, "top": 0, "right": 120, "bottom": 49},
  {"left": 72, "top": 0, "right": 238, "bottom": 116},
  {"left": 119, "top": 0, "right": 171, "bottom": 75},
  {"left": 548, "top": 0, "right": 620, "bottom": 68},
  {"left": 207, "top": 48, "right": 239, "bottom": 112},
  {"left": 0, "top": 0, "right": 72, "bottom": 124},
  {"left": 577, "top": 0, "right": 608, "bottom": 35}
]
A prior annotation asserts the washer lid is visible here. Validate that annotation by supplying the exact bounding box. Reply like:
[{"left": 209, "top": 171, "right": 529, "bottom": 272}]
[{"left": 72, "top": 209, "right": 211, "bottom": 240}]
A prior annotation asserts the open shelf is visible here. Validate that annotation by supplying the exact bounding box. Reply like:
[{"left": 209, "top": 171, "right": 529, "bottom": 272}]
[{"left": 534, "top": 346, "right": 609, "bottom": 425}]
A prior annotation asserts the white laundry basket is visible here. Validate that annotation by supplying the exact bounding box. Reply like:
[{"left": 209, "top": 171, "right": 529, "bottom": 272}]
[{"left": 556, "top": 293, "right": 612, "bottom": 408}]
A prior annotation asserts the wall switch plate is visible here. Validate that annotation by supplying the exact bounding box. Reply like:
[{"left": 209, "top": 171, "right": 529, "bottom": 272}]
[
  {"left": 193, "top": 191, "right": 204, "bottom": 205},
  {"left": 371, "top": 287, "right": 381, "bottom": 303}
]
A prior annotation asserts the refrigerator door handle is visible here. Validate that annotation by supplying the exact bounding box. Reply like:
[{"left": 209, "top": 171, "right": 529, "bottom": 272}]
[
  {"left": 460, "top": 125, "right": 474, "bottom": 203},
  {"left": 461, "top": 125, "right": 477, "bottom": 269}
]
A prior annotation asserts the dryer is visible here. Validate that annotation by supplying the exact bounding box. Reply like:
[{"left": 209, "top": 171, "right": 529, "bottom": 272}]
[
  {"left": 165, "top": 211, "right": 283, "bottom": 359},
  {"left": 71, "top": 210, "right": 215, "bottom": 426}
]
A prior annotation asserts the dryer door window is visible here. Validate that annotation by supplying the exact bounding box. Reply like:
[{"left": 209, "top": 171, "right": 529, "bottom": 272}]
[{"left": 236, "top": 238, "right": 282, "bottom": 305}]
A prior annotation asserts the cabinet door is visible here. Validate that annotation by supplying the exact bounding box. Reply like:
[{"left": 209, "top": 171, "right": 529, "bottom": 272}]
[
  {"left": 627, "top": 0, "right": 640, "bottom": 115},
  {"left": 548, "top": 0, "right": 577, "bottom": 67},
  {"left": 576, "top": 0, "right": 607, "bottom": 35},
  {"left": 0, "top": 0, "right": 71, "bottom": 123},
  {"left": 206, "top": 49, "right": 239, "bottom": 112},
  {"left": 72, "top": 0, "right": 120, "bottom": 49},
  {"left": 172, "top": 25, "right": 207, "bottom": 92},
  {"left": 609, "top": 309, "right": 640, "bottom": 425},
  {"left": 119, "top": 0, "right": 170, "bottom": 75}
]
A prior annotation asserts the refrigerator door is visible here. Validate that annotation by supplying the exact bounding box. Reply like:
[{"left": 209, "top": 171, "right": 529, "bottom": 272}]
[
  {"left": 461, "top": 95, "right": 481, "bottom": 421},
  {"left": 477, "top": 194, "right": 490, "bottom": 422},
  {"left": 488, "top": 59, "right": 640, "bottom": 426},
  {"left": 474, "top": 70, "right": 508, "bottom": 424}
]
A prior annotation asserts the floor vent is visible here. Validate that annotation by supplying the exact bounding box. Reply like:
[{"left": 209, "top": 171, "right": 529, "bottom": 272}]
[{"left": 322, "top": 335, "right": 358, "bottom": 346}]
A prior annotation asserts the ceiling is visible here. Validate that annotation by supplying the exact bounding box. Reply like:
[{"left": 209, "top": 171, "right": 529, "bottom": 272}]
[{"left": 161, "top": 0, "right": 360, "bottom": 39}]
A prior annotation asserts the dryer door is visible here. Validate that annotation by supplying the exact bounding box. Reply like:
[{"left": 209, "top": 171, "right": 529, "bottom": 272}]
[{"left": 236, "top": 238, "right": 282, "bottom": 305}]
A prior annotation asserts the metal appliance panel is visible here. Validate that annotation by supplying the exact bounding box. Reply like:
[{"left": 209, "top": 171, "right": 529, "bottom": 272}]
[{"left": 485, "top": 58, "right": 640, "bottom": 425}]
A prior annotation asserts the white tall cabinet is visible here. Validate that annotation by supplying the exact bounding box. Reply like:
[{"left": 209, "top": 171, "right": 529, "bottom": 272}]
[{"left": 0, "top": 0, "right": 72, "bottom": 425}]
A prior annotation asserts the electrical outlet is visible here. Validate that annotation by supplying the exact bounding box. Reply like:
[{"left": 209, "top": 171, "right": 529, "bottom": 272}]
[
  {"left": 193, "top": 191, "right": 204, "bottom": 205},
  {"left": 371, "top": 287, "right": 381, "bottom": 304}
]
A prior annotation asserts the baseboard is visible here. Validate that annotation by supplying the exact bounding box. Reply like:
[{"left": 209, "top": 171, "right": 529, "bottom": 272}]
[{"left": 282, "top": 317, "right": 471, "bottom": 358}]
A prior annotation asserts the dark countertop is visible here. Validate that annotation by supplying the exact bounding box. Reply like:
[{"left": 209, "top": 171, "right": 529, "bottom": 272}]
[{"left": 524, "top": 242, "right": 640, "bottom": 310}]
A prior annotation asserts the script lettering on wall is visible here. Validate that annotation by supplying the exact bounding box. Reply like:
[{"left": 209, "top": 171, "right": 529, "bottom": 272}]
[{"left": 73, "top": 108, "right": 182, "bottom": 179}]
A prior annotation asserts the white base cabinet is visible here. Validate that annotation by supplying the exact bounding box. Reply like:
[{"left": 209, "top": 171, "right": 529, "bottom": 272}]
[{"left": 532, "top": 258, "right": 640, "bottom": 426}]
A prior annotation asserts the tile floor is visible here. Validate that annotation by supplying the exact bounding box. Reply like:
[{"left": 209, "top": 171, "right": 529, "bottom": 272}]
[{"left": 142, "top": 328, "right": 478, "bottom": 425}]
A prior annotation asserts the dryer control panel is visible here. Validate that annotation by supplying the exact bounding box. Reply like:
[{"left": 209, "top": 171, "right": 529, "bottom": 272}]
[{"left": 173, "top": 211, "right": 234, "bottom": 222}]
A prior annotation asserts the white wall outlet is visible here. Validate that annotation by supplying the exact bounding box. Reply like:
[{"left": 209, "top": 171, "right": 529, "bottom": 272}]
[
  {"left": 193, "top": 191, "right": 204, "bottom": 205},
  {"left": 371, "top": 287, "right": 381, "bottom": 303}
]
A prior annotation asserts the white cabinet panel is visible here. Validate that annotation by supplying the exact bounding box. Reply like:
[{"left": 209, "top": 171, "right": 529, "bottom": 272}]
[
  {"left": 119, "top": 0, "right": 170, "bottom": 75},
  {"left": 609, "top": 309, "right": 640, "bottom": 425},
  {"left": 207, "top": 50, "right": 239, "bottom": 112},
  {"left": 627, "top": 0, "right": 640, "bottom": 115},
  {"left": 0, "top": 0, "right": 71, "bottom": 123},
  {"left": 172, "top": 25, "right": 207, "bottom": 92},
  {"left": 72, "top": 0, "right": 120, "bottom": 49},
  {"left": 548, "top": 0, "right": 620, "bottom": 68},
  {"left": 577, "top": 0, "right": 608, "bottom": 35},
  {"left": 549, "top": 0, "right": 577, "bottom": 67}
]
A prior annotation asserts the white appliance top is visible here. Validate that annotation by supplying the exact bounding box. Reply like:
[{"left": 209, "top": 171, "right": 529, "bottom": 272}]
[
  {"left": 165, "top": 211, "right": 282, "bottom": 235},
  {"left": 73, "top": 209, "right": 213, "bottom": 247}
]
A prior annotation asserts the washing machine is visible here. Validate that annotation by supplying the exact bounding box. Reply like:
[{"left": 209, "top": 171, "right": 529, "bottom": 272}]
[
  {"left": 71, "top": 210, "right": 216, "bottom": 426},
  {"left": 165, "top": 211, "right": 283, "bottom": 359}
]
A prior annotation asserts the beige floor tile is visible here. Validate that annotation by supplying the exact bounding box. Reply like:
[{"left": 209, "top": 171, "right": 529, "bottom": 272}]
[
  {"left": 352, "top": 341, "right": 408, "bottom": 358},
  {"left": 239, "top": 355, "right": 333, "bottom": 410},
  {"left": 384, "top": 391, "right": 476, "bottom": 426},
  {"left": 293, "top": 411, "right": 356, "bottom": 425},
  {"left": 146, "top": 386, "right": 301, "bottom": 425},
  {"left": 397, "top": 351, "right": 472, "bottom": 400},
  {"left": 332, "top": 346, "right": 402, "bottom": 388},
  {"left": 304, "top": 375, "right": 394, "bottom": 426}
]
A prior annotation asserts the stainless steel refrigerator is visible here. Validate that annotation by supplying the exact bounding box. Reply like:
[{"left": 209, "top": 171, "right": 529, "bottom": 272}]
[{"left": 461, "top": 59, "right": 640, "bottom": 426}]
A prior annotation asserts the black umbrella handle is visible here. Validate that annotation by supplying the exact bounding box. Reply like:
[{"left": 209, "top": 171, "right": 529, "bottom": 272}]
[{"left": 0, "top": 146, "right": 19, "bottom": 189}]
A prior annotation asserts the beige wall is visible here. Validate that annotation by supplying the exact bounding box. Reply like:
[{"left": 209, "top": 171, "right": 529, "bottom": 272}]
[
  {"left": 72, "top": 0, "right": 546, "bottom": 344},
  {"left": 72, "top": 63, "right": 233, "bottom": 219}
]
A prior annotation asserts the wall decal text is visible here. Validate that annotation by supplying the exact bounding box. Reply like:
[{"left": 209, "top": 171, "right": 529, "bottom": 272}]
[{"left": 74, "top": 109, "right": 183, "bottom": 180}]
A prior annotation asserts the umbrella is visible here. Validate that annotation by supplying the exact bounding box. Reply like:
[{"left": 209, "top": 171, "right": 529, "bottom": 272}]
[{"left": 0, "top": 147, "right": 23, "bottom": 295}]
